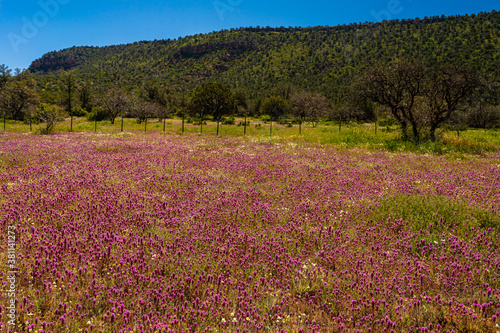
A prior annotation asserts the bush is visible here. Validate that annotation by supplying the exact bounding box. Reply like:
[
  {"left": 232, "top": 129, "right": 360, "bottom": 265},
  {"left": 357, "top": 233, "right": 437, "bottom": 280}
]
[
  {"left": 260, "top": 115, "right": 271, "bottom": 123},
  {"left": 237, "top": 121, "right": 250, "bottom": 127},
  {"left": 36, "top": 104, "right": 64, "bottom": 134},
  {"left": 86, "top": 106, "right": 108, "bottom": 121},
  {"left": 378, "top": 117, "right": 396, "bottom": 127},
  {"left": 71, "top": 106, "right": 87, "bottom": 117},
  {"left": 277, "top": 118, "right": 293, "bottom": 127},
  {"left": 222, "top": 116, "right": 235, "bottom": 125},
  {"left": 466, "top": 105, "right": 500, "bottom": 129},
  {"left": 23, "top": 113, "right": 41, "bottom": 125}
]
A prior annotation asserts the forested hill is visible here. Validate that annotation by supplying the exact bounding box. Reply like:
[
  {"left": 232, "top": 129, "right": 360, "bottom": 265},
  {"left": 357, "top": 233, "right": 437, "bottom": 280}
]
[{"left": 29, "top": 10, "right": 500, "bottom": 101}]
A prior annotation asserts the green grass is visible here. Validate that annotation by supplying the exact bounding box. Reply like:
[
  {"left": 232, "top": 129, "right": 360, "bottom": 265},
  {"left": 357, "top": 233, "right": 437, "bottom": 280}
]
[
  {"left": 1, "top": 117, "right": 498, "bottom": 156},
  {"left": 366, "top": 194, "right": 499, "bottom": 235},
  {"left": 364, "top": 194, "right": 500, "bottom": 261}
]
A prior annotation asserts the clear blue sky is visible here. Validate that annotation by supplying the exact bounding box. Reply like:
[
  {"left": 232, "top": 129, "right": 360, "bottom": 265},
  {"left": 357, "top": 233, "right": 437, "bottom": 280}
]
[{"left": 0, "top": 0, "right": 497, "bottom": 70}]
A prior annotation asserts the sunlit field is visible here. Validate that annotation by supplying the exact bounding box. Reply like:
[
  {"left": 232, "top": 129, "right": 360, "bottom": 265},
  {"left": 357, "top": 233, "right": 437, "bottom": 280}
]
[
  {"left": 0, "top": 131, "right": 499, "bottom": 332},
  {"left": 1, "top": 116, "right": 499, "bottom": 157}
]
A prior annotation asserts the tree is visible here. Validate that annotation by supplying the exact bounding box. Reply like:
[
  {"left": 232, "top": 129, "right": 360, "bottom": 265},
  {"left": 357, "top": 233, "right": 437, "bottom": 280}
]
[
  {"left": 290, "top": 91, "right": 330, "bottom": 128},
  {"left": 0, "top": 64, "right": 12, "bottom": 91},
  {"left": 234, "top": 89, "right": 249, "bottom": 134},
  {"left": 0, "top": 80, "right": 39, "bottom": 120},
  {"left": 353, "top": 61, "right": 425, "bottom": 142},
  {"left": 139, "top": 80, "right": 175, "bottom": 130},
  {"left": 344, "top": 92, "right": 377, "bottom": 122},
  {"left": 354, "top": 62, "right": 483, "bottom": 142},
  {"left": 466, "top": 105, "right": 500, "bottom": 128},
  {"left": 155, "top": 90, "right": 175, "bottom": 123},
  {"left": 272, "top": 82, "right": 294, "bottom": 100},
  {"left": 233, "top": 88, "right": 248, "bottom": 116},
  {"left": 260, "top": 95, "right": 290, "bottom": 120},
  {"left": 155, "top": 99, "right": 174, "bottom": 133},
  {"left": 102, "top": 88, "right": 130, "bottom": 124},
  {"left": 249, "top": 97, "right": 263, "bottom": 117},
  {"left": 79, "top": 81, "right": 94, "bottom": 112},
  {"left": 155, "top": 102, "right": 173, "bottom": 120},
  {"left": 36, "top": 104, "right": 64, "bottom": 134},
  {"left": 60, "top": 70, "right": 77, "bottom": 131},
  {"left": 189, "top": 82, "right": 236, "bottom": 134},
  {"left": 423, "top": 65, "right": 482, "bottom": 141},
  {"left": 130, "top": 99, "right": 157, "bottom": 124},
  {"left": 328, "top": 103, "right": 366, "bottom": 132},
  {"left": 142, "top": 80, "right": 161, "bottom": 102}
]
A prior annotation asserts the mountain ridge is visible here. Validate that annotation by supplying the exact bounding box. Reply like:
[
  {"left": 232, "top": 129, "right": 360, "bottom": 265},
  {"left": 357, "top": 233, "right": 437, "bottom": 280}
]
[{"left": 29, "top": 10, "right": 500, "bottom": 102}]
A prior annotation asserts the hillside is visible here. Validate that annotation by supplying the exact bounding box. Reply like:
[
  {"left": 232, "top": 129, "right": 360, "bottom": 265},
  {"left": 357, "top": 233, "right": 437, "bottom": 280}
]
[{"left": 29, "top": 11, "right": 500, "bottom": 102}]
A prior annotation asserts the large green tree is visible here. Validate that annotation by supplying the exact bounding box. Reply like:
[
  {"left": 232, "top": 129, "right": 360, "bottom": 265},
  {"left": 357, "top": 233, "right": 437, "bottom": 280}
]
[
  {"left": 79, "top": 80, "right": 94, "bottom": 112},
  {"left": 189, "top": 82, "right": 236, "bottom": 134},
  {"left": 260, "top": 95, "right": 290, "bottom": 120},
  {"left": 0, "top": 78, "right": 39, "bottom": 121}
]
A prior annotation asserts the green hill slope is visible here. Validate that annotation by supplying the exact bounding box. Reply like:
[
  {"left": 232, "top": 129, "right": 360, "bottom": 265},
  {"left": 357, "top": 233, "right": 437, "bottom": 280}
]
[{"left": 29, "top": 11, "right": 500, "bottom": 101}]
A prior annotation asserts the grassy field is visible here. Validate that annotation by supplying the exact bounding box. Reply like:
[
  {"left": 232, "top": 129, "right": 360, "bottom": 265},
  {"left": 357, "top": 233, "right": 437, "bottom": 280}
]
[
  {"left": 0, "top": 131, "right": 498, "bottom": 332},
  {"left": 1, "top": 116, "right": 499, "bottom": 157}
]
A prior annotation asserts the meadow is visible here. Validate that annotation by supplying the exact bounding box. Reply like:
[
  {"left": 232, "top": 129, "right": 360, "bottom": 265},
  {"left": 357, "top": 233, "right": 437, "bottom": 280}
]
[
  {"left": 0, "top": 126, "right": 499, "bottom": 332},
  {"left": 2, "top": 116, "right": 500, "bottom": 157}
]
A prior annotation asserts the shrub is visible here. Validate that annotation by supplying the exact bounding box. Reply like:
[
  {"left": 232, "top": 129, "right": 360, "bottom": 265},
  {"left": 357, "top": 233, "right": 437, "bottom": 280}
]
[
  {"left": 71, "top": 106, "right": 87, "bottom": 117},
  {"left": 86, "top": 106, "right": 108, "bottom": 121},
  {"left": 260, "top": 115, "right": 271, "bottom": 122},
  {"left": 222, "top": 116, "right": 235, "bottom": 125},
  {"left": 36, "top": 104, "right": 64, "bottom": 134},
  {"left": 237, "top": 121, "right": 250, "bottom": 127}
]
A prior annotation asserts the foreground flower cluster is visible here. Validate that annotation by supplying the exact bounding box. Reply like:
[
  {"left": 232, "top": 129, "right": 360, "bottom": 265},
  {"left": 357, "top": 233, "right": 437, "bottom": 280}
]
[{"left": 0, "top": 133, "right": 499, "bottom": 333}]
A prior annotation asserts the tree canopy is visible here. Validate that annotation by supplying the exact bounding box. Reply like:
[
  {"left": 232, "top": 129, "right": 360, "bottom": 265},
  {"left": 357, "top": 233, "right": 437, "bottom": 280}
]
[
  {"left": 354, "top": 62, "right": 482, "bottom": 141},
  {"left": 189, "top": 82, "right": 236, "bottom": 121}
]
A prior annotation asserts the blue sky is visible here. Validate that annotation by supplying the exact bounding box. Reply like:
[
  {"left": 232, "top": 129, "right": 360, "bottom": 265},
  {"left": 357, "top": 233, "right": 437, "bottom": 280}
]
[{"left": 0, "top": 0, "right": 497, "bottom": 70}]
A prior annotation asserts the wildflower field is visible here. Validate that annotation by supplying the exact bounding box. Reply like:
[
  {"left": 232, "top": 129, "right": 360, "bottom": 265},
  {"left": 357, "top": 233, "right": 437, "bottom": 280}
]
[{"left": 0, "top": 132, "right": 499, "bottom": 333}]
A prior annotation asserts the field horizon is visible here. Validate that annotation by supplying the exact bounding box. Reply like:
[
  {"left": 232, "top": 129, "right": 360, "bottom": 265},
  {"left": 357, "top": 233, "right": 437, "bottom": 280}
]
[{"left": 2, "top": 116, "right": 500, "bottom": 158}]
